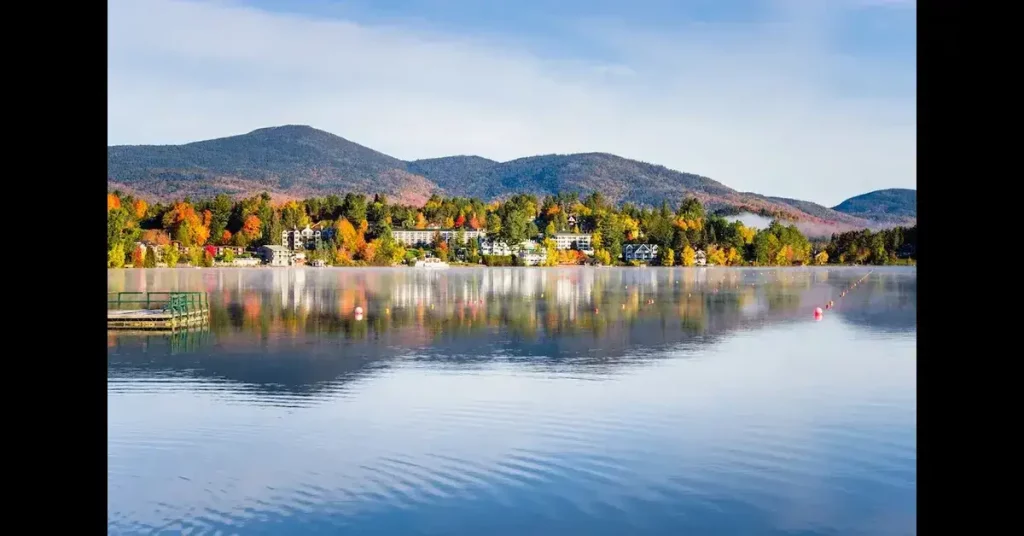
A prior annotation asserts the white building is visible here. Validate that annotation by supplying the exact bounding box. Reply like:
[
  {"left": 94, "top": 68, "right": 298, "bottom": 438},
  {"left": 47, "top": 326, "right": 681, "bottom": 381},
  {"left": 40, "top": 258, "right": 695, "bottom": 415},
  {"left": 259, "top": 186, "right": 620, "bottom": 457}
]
[
  {"left": 553, "top": 233, "right": 593, "bottom": 253},
  {"left": 392, "top": 228, "right": 485, "bottom": 247},
  {"left": 695, "top": 250, "right": 707, "bottom": 266},
  {"left": 480, "top": 238, "right": 541, "bottom": 257},
  {"left": 259, "top": 245, "right": 295, "bottom": 266},
  {"left": 623, "top": 243, "right": 659, "bottom": 262},
  {"left": 282, "top": 224, "right": 322, "bottom": 251}
]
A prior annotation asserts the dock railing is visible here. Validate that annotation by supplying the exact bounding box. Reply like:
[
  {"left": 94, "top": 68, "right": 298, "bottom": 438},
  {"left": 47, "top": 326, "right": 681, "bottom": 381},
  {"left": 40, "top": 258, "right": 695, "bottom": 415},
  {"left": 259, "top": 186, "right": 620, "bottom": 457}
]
[
  {"left": 107, "top": 291, "right": 208, "bottom": 312},
  {"left": 107, "top": 291, "right": 210, "bottom": 330}
]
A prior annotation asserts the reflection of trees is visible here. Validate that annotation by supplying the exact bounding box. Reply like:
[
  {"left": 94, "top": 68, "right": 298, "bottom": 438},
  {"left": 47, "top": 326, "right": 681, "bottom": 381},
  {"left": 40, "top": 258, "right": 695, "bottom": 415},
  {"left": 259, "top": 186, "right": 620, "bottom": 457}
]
[{"left": 108, "top": 268, "right": 916, "bottom": 396}]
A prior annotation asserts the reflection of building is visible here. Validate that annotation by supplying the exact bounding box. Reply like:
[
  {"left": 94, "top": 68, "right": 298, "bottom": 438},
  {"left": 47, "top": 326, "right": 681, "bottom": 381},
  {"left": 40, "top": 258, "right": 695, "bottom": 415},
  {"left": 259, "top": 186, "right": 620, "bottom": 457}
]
[
  {"left": 259, "top": 245, "right": 295, "bottom": 266},
  {"left": 623, "top": 244, "right": 659, "bottom": 262},
  {"left": 392, "top": 229, "right": 485, "bottom": 247},
  {"left": 553, "top": 233, "right": 593, "bottom": 253},
  {"left": 695, "top": 250, "right": 707, "bottom": 266},
  {"left": 282, "top": 225, "right": 322, "bottom": 250}
]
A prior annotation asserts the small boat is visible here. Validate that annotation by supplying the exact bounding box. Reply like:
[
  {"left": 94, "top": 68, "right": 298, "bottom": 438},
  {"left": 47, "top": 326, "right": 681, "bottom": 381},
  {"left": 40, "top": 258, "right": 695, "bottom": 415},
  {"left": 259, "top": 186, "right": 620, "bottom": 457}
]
[{"left": 414, "top": 257, "right": 450, "bottom": 269}]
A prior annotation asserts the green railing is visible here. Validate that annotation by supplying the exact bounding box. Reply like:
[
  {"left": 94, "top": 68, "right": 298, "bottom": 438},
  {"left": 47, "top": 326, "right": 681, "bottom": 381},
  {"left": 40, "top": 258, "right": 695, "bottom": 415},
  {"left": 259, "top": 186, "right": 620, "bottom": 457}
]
[{"left": 107, "top": 291, "right": 208, "bottom": 314}]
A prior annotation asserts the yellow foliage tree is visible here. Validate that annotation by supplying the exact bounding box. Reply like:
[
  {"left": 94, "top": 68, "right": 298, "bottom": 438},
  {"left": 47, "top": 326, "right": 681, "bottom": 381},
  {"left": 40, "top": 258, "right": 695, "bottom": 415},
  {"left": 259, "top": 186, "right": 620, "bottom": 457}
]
[
  {"left": 814, "top": 250, "right": 829, "bottom": 265},
  {"left": 707, "top": 245, "right": 727, "bottom": 266},
  {"left": 662, "top": 247, "right": 675, "bottom": 266},
  {"left": 738, "top": 225, "right": 756, "bottom": 245},
  {"left": 726, "top": 247, "right": 743, "bottom": 266},
  {"left": 775, "top": 244, "right": 795, "bottom": 265},
  {"left": 681, "top": 245, "right": 696, "bottom": 267}
]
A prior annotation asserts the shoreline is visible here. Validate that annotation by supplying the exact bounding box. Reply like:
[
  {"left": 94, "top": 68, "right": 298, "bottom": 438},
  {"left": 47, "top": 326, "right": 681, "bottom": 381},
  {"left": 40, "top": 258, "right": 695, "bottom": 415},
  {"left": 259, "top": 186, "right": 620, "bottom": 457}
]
[{"left": 111, "top": 263, "right": 914, "bottom": 270}]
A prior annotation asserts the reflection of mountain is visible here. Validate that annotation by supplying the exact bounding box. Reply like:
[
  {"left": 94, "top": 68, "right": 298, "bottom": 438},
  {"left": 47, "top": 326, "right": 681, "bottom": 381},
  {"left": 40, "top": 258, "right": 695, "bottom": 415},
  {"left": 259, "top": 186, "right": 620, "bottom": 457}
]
[{"left": 108, "top": 267, "right": 916, "bottom": 397}]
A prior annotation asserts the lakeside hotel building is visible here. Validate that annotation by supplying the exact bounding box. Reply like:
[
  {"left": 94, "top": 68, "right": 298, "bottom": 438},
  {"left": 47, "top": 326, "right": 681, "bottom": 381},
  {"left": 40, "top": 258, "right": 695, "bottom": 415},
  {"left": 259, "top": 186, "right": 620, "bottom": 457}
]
[{"left": 392, "top": 229, "right": 486, "bottom": 247}]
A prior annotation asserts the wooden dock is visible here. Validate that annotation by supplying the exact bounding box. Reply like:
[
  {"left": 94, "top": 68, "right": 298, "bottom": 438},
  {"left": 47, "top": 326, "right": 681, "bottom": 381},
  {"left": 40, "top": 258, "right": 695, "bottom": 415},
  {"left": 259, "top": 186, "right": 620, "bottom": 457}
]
[{"left": 107, "top": 291, "right": 210, "bottom": 330}]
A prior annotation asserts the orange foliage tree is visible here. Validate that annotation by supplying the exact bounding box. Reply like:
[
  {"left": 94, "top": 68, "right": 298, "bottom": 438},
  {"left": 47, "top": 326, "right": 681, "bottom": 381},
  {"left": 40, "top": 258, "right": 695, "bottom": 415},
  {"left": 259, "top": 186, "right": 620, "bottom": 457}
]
[
  {"left": 131, "top": 245, "right": 145, "bottom": 266},
  {"left": 140, "top": 229, "right": 171, "bottom": 246},
  {"left": 161, "top": 202, "right": 211, "bottom": 247},
  {"left": 241, "top": 215, "right": 262, "bottom": 241},
  {"left": 221, "top": 230, "right": 233, "bottom": 245},
  {"left": 132, "top": 199, "right": 148, "bottom": 219},
  {"left": 468, "top": 214, "right": 482, "bottom": 230},
  {"left": 107, "top": 193, "right": 121, "bottom": 211}
]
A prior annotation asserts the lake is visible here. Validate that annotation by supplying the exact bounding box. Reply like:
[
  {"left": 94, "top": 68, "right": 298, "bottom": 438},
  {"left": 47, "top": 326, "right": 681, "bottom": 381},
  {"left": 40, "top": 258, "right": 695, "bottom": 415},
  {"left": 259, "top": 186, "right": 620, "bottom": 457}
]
[{"left": 108, "top": 266, "right": 916, "bottom": 535}]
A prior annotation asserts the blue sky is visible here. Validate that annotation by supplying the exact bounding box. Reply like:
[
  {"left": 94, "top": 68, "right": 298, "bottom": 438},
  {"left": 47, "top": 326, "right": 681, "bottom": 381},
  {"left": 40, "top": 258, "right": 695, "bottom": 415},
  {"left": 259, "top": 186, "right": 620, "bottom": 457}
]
[{"left": 108, "top": 0, "right": 916, "bottom": 205}]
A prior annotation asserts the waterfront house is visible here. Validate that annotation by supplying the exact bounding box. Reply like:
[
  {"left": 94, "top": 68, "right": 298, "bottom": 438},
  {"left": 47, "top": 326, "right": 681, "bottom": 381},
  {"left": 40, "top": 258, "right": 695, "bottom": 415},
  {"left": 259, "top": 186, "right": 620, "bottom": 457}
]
[
  {"left": 231, "top": 257, "right": 261, "bottom": 267},
  {"left": 694, "top": 250, "right": 707, "bottom": 266},
  {"left": 623, "top": 244, "right": 659, "bottom": 262},
  {"left": 259, "top": 245, "right": 295, "bottom": 266}
]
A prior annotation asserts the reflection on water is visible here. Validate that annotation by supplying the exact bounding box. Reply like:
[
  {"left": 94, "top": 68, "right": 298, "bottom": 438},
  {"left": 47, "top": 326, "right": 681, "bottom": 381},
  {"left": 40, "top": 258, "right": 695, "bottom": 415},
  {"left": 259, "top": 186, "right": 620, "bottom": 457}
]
[{"left": 108, "top": 267, "right": 916, "bottom": 535}]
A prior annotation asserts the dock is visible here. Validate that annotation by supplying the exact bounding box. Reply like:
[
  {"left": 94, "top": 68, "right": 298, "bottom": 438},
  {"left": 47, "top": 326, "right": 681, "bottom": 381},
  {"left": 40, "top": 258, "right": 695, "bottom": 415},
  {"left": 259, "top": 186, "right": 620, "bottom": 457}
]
[{"left": 107, "top": 291, "right": 210, "bottom": 330}]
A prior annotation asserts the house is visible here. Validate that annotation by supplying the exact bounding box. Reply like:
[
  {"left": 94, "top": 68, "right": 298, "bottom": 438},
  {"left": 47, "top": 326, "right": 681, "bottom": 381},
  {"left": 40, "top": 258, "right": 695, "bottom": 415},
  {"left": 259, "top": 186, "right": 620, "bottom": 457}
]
[
  {"left": 216, "top": 246, "right": 245, "bottom": 256},
  {"left": 479, "top": 238, "right": 512, "bottom": 256},
  {"left": 231, "top": 257, "right": 261, "bottom": 267},
  {"left": 553, "top": 233, "right": 593, "bottom": 253},
  {"left": 623, "top": 244, "right": 659, "bottom": 262},
  {"left": 259, "top": 245, "right": 295, "bottom": 266},
  {"left": 282, "top": 224, "right": 322, "bottom": 251},
  {"left": 694, "top": 250, "right": 707, "bottom": 266},
  {"left": 567, "top": 214, "right": 577, "bottom": 227},
  {"left": 311, "top": 259, "right": 327, "bottom": 267},
  {"left": 480, "top": 238, "right": 541, "bottom": 257},
  {"left": 392, "top": 228, "right": 486, "bottom": 247}
]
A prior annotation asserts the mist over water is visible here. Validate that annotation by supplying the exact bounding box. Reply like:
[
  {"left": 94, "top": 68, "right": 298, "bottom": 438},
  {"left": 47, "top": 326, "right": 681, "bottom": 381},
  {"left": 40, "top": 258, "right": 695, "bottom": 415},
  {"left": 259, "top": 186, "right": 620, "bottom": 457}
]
[{"left": 108, "top": 266, "right": 916, "bottom": 535}]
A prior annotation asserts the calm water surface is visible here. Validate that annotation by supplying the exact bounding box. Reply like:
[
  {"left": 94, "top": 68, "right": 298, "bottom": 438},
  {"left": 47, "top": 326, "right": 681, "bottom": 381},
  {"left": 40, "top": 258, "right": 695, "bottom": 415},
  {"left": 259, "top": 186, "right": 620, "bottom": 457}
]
[{"left": 108, "top": 267, "right": 916, "bottom": 535}]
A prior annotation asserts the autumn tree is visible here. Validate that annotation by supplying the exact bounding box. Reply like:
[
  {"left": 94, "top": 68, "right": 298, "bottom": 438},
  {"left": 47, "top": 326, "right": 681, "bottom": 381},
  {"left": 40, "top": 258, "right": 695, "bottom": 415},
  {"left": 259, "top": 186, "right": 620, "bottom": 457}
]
[
  {"left": 107, "top": 193, "right": 121, "bottom": 211},
  {"left": 681, "top": 245, "right": 696, "bottom": 267},
  {"left": 164, "top": 247, "right": 180, "bottom": 267},
  {"left": 162, "top": 202, "right": 210, "bottom": 247},
  {"left": 814, "top": 250, "right": 829, "bottom": 265},
  {"left": 241, "top": 214, "right": 262, "bottom": 243},
  {"left": 707, "top": 245, "right": 727, "bottom": 266},
  {"left": 132, "top": 199, "right": 148, "bottom": 219},
  {"left": 143, "top": 247, "right": 157, "bottom": 268},
  {"left": 662, "top": 247, "right": 675, "bottom": 267},
  {"left": 220, "top": 230, "right": 233, "bottom": 245},
  {"left": 131, "top": 245, "right": 145, "bottom": 267},
  {"left": 108, "top": 243, "right": 125, "bottom": 268},
  {"left": 455, "top": 214, "right": 466, "bottom": 228},
  {"left": 188, "top": 247, "right": 203, "bottom": 266}
]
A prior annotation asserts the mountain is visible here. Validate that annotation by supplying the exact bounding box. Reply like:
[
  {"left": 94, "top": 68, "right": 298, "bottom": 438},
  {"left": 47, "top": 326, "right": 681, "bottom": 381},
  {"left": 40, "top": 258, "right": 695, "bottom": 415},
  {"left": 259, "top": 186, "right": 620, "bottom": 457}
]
[
  {"left": 832, "top": 189, "right": 917, "bottom": 224},
  {"left": 107, "top": 125, "right": 435, "bottom": 204},
  {"left": 108, "top": 125, "right": 907, "bottom": 235}
]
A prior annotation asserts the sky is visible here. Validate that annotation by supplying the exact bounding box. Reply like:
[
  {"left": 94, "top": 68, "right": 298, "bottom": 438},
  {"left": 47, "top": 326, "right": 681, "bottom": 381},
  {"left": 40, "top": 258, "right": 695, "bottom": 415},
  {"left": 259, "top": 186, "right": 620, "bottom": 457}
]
[{"left": 108, "top": 0, "right": 916, "bottom": 206}]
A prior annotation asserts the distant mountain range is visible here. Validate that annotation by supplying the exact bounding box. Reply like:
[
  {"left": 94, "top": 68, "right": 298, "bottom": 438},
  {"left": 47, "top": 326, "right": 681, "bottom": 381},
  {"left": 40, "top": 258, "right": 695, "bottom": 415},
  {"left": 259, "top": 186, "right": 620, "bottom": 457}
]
[{"left": 107, "top": 125, "right": 916, "bottom": 235}]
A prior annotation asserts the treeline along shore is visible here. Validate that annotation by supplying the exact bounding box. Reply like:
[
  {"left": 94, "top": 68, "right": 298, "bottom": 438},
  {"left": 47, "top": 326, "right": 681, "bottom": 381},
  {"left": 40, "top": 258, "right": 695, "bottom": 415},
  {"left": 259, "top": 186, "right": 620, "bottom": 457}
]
[{"left": 107, "top": 190, "right": 916, "bottom": 268}]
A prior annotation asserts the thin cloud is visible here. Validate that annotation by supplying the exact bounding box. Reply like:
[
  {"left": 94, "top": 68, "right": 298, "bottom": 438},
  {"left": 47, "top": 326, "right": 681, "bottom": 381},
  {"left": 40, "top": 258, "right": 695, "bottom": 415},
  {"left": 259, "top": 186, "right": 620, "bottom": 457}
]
[{"left": 108, "top": 0, "right": 915, "bottom": 206}]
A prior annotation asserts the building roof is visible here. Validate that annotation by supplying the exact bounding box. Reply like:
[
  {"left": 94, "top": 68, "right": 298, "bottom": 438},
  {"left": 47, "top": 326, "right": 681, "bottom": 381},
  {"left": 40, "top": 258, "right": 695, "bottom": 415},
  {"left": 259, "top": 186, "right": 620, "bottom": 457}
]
[{"left": 261, "top": 245, "right": 292, "bottom": 252}]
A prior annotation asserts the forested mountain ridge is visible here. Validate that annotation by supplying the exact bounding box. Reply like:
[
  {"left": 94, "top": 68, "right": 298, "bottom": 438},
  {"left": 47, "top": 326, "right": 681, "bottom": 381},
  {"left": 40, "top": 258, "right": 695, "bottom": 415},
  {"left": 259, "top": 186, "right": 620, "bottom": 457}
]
[{"left": 109, "top": 125, "right": 910, "bottom": 234}]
